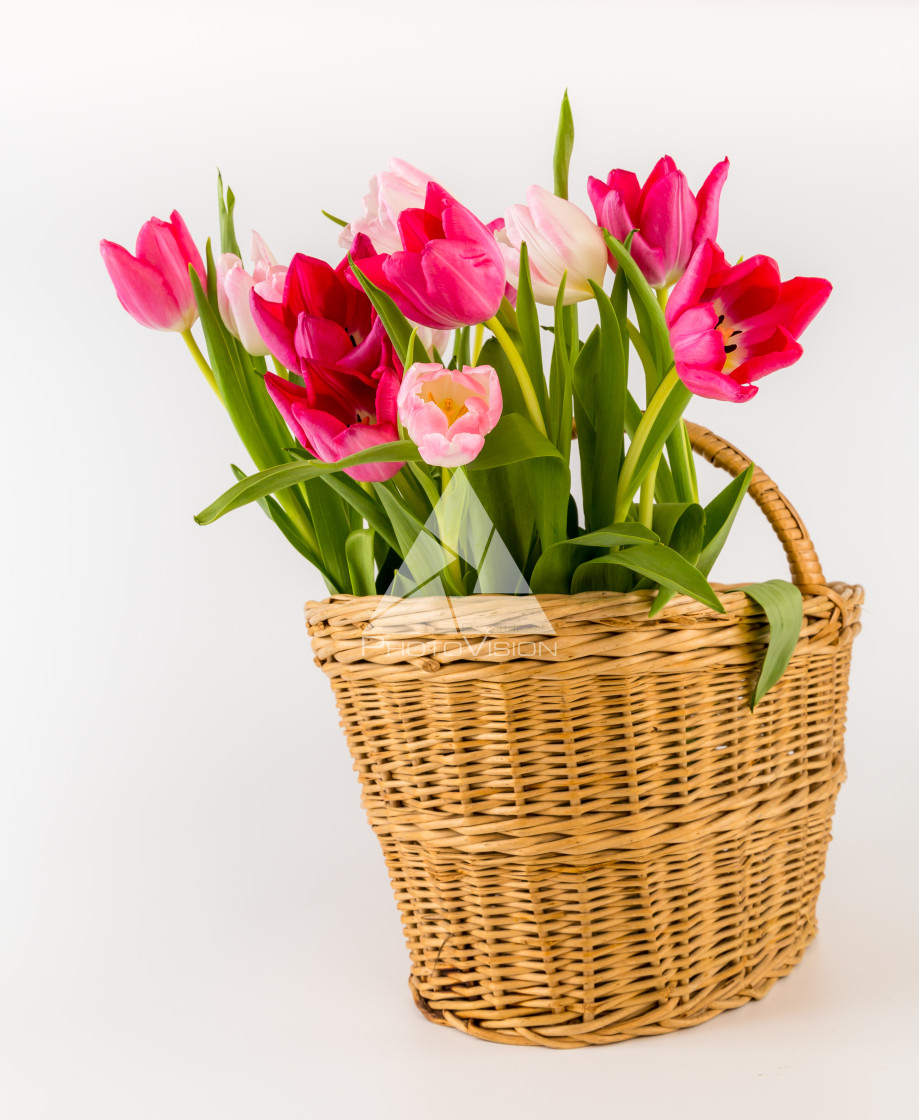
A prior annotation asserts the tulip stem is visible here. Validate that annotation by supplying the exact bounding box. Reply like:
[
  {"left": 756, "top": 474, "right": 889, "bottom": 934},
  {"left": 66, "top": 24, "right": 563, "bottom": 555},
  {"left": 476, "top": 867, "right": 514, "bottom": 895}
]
[
  {"left": 471, "top": 323, "right": 484, "bottom": 365},
  {"left": 639, "top": 458, "right": 658, "bottom": 530},
  {"left": 484, "top": 316, "right": 547, "bottom": 436},
  {"left": 614, "top": 366, "right": 688, "bottom": 522},
  {"left": 625, "top": 320, "right": 659, "bottom": 400},
  {"left": 182, "top": 330, "right": 220, "bottom": 399}
]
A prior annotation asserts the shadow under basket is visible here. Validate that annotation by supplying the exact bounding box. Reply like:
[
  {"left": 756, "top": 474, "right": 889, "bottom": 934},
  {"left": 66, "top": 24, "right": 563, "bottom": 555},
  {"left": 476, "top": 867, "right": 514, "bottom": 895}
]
[{"left": 305, "top": 423, "right": 863, "bottom": 1048}]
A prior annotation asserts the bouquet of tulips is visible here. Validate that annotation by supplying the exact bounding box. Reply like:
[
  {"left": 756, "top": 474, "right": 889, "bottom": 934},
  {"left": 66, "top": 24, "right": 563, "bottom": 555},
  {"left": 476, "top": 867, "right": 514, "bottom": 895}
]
[{"left": 101, "top": 94, "right": 831, "bottom": 703}]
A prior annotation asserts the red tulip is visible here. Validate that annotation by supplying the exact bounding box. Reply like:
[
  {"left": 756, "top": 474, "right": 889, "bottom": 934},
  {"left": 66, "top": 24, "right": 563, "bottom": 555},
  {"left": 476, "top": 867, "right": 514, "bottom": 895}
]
[
  {"left": 264, "top": 364, "right": 402, "bottom": 482},
  {"left": 588, "top": 157, "right": 728, "bottom": 289},
  {"left": 349, "top": 182, "right": 506, "bottom": 330},
  {"left": 251, "top": 236, "right": 392, "bottom": 375},
  {"left": 100, "top": 211, "right": 206, "bottom": 331},
  {"left": 665, "top": 240, "right": 832, "bottom": 402}
]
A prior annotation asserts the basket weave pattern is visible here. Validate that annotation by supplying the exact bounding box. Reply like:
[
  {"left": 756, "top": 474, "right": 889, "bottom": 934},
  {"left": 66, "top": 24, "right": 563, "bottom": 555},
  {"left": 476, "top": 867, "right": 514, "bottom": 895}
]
[{"left": 306, "top": 425, "right": 862, "bottom": 1047}]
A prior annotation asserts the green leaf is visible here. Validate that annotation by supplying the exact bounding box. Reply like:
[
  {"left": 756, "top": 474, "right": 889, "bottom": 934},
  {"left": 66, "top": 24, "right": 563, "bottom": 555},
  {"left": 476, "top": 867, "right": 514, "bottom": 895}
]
[
  {"left": 616, "top": 371, "right": 692, "bottom": 517},
  {"left": 603, "top": 232, "right": 673, "bottom": 376},
  {"left": 319, "top": 471, "right": 400, "bottom": 552},
  {"left": 195, "top": 440, "right": 420, "bottom": 524},
  {"left": 345, "top": 529, "right": 377, "bottom": 596},
  {"left": 571, "top": 541, "right": 725, "bottom": 613},
  {"left": 698, "top": 464, "right": 756, "bottom": 576},
  {"left": 647, "top": 503, "right": 704, "bottom": 615},
  {"left": 192, "top": 264, "right": 275, "bottom": 470},
  {"left": 348, "top": 260, "right": 420, "bottom": 365},
  {"left": 739, "top": 580, "right": 804, "bottom": 707},
  {"left": 466, "top": 412, "right": 565, "bottom": 472},
  {"left": 404, "top": 327, "right": 420, "bottom": 371},
  {"left": 217, "top": 171, "right": 241, "bottom": 257},
  {"left": 553, "top": 90, "right": 575, "bottom": 200},
  {"left": 477, "top": 337, "right": 528, "bottom": 420},
  {"left": 321, "top": 209, "right": 348, "bottom": 227},
  {"left": 467, "top": 413, "right": 569, "bottom": 551},
  {"left": 548, "top": 273, "right": 572, "bottom": 459},
  {"left": 577, "top": 280, "right": 627, "bottom": 529},
  {"left": 530, "top": 523, "right": 658, "bottom": 594},
  {"left": 454, "top": 326, "right": 470, "bottom": 369}
]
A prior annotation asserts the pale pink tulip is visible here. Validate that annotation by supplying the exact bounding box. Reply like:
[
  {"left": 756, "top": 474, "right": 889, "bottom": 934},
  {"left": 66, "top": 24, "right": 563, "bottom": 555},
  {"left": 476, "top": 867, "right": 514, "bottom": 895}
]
[
  {"left": 495, "top": 186, "right": 608, "bottom": 305},
  {"left": 216, "top": 232, "right": 287, "bottom": 355},
  {"left": 397, "top": 362, "right": 502, "bottom": 467},
  {"left": 339, "top": 158, "right": 432, "bottom": 255}
]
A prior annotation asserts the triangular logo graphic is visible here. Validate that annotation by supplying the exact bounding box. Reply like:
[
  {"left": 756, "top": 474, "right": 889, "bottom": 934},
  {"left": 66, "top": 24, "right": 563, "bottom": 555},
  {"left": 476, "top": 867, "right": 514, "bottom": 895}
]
[{"left": 366, "top": 470, "right": 555, "bottom": 637}]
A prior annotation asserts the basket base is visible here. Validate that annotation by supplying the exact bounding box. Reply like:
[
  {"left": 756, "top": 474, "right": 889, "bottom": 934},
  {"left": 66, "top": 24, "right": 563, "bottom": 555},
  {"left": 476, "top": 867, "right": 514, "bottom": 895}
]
[{"left": 408, "top": 932, "right": 814, "bottom": 1049}]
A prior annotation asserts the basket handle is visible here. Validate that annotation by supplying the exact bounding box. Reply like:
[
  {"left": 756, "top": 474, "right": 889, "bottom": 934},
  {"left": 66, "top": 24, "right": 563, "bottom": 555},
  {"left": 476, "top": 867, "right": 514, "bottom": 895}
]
[{"left": 685, "top": 422, "right": 825, "bottom": 588}]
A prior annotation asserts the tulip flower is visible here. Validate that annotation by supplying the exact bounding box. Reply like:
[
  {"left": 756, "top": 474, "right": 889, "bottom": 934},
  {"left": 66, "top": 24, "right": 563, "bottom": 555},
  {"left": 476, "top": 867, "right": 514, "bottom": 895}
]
[
  {"left": 216, "top": 232, "right": 288, "bottom": 355},
  {"left": 265, "top": 364, "right": 403, "bottom": 482},
  {"left": 665, "top": 240, "right": 832, "bottom": 402},
  {"left": 100, "top": 211, "right": 206, "bottom": 331},
  {"left": 494, "top": 186, "right": 608, "bottom": 305},
  {"left": 348, "top": 183, "right": 506, "bottom": 330},
  {"left": 339, "top": 158, "right": 432, "bottom": 256},
  {"left": 588, "top": 157, "right": 729, "bottom": 289},
  {"left": 251, "top": 236, "right": 393, "bottom": 375},
  {"left": 397, "top": 362, "right": 502, "bottom": 467}
]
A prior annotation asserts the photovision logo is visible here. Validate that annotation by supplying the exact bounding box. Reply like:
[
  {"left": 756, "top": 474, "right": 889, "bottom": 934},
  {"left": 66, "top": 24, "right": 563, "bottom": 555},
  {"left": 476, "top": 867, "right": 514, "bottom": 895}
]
[{"left": 363, "top": 470, "right": 558, "bottom": 659}]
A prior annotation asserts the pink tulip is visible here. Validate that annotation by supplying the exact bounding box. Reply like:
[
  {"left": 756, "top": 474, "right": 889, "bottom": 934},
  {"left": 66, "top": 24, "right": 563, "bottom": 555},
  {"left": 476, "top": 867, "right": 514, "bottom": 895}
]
[
  {"left": 665, "top": 240, "right": 832, "bottom": 402},
  {"left": 339, "top": 158, "right": 432, "bottom": 255},
  {"left": 588, "top": 157, "right": 729, "bottom": 289},
  {"left": 100, "top": 211, "right": 205, "bottom": 331},
  {"left": 397, "top": 362, "right": 502, "bottom": 467},
  {"left": 494, "top": 186, "right": 608, "bottom": 305},
  {"left": 216, "top": 232, "right": 287, "bottom": 355},
  {"left": 250, "top": 236, "right": 394, "bottom": 375},
  {"left": 348, "top": 183, "right": 506, "bottom": 330},
  {"left": 265, "top": 364, "right": 402, "bottom": 482}
]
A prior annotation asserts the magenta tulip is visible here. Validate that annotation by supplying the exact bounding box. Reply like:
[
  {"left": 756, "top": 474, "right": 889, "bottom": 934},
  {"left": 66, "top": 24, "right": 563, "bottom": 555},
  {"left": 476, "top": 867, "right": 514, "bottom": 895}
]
[
  {"left": 397, "top": 362, "right": 502, "bottom": 467},
  {"left": 665, "top": 240, "right": 832, "bottom": 402},
  {"left": 100, "top": 211, "right": 206, "bottom": 331},
  {"left": 265, "top": 364, "right": 402, "bottom": 482},
  {"left": 349, "top": 182, "right": 506, "bottom": 330},
  {"left": 588, "top": 157, "right": 729, "bottom": 289},
  {"left": 495, "top": 186, "right": 607, "bottom": 305},
  {"left": 216, "top": 232, "right": 287, "bottom": 356},
  {"left": 250, "top": 236, "right": 392, "bottom": 375},
  {"left": 339, "top": 158, "right": 432, "bottom": 256}
]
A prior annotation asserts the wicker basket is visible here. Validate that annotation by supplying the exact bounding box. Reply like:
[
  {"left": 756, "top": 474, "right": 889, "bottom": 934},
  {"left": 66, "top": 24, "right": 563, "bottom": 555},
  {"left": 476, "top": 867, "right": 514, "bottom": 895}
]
[{"left": 306, "top": 424, "right": 862, "bottom": 1048}]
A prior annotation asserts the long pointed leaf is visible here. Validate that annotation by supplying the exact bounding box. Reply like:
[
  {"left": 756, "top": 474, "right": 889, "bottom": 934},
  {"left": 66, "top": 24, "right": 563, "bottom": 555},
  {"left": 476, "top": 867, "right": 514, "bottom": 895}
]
[
  {"left": 553, "top": 90, "right": 574, "bottom": 200},
  {"left": 195, "top": 441, "right": 420, "bottom": 524},
  {"left": 740, "top": 580, "right": 804, "bottom": 707},
  {"left": 571, "top": 541, "right": 724, "bottom": 612},
  {"left": 530, "top": 523, "right": 658, "bottom": 594}
]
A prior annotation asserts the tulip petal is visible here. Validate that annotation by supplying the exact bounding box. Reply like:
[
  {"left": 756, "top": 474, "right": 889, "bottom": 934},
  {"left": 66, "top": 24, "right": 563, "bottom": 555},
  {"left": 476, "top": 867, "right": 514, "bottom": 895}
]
[
  {"left": 166, "top": 211, "right": 206, "bottom": 288},
  {"left": 294, "top": 314, "right": 353, "bottom": 366},
  {"left": 666, "top": 240, "right": 718, "bottom": 327},
  {"left": 264, "top": 372, "right": 314, "bottom": 448},
  {"left": 676, "top": 361, "right": 759, "bottom": 402},
  {"left": 135, "top": 219, "right": 196, "bottom": 319},
  {"left": 397, "top": 206, "right": 443, "bottom": 252},
  {"left": 100, "top": 240, "right": 185, "bottom": 331},
  {"left": 250, "top": 289, "right": 299, "bottom": 370},
  {"left": 693, "top": 158, "right": 729, "bottom": 247},
  {"left": 668, "top": 303, "right": 725, "bottom": 368},
  {"left": 636, "top": 171, "right": 697, "bottom": 286},
  {"left": 731, "top": 326, "right": 804, "bottom": 382},
  {"left": 285, "top": 254, "right": 348, "bottom": 323},
  {"left": 739, "top": 276, "right": 832, "bottom": 341}
]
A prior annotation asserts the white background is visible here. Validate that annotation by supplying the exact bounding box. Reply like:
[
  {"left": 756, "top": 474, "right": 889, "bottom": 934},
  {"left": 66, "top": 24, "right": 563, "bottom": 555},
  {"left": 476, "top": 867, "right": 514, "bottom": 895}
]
[{"left": 3, "top": 1, "right": 918, "bottom": 1116}]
